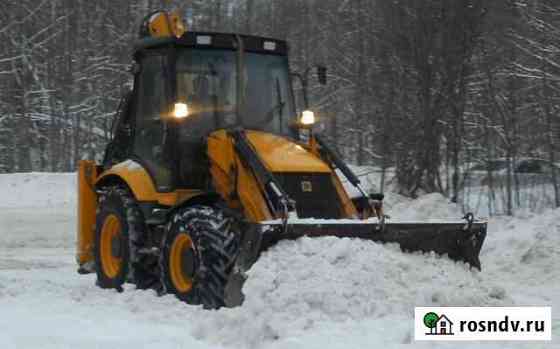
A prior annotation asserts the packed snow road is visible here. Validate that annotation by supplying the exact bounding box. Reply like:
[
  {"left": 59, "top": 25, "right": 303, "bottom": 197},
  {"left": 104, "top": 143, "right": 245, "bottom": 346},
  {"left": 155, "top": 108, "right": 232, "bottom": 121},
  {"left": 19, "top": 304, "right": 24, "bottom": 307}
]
[{"left": 0, "top": 173, "right": 557, "bottom": 348}]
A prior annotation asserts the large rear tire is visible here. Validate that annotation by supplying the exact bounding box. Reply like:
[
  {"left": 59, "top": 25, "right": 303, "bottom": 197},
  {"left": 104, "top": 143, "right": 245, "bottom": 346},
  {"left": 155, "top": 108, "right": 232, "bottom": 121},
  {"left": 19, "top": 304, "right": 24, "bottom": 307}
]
[
  {"left": 94, "top": 186, "right": 159, "bottom": 290},
  {"left": 160, "top": 205, "right": 241, "bottom": 309},
  {"left": 94, "top": 187, "right": 130, "bottom": 290}
]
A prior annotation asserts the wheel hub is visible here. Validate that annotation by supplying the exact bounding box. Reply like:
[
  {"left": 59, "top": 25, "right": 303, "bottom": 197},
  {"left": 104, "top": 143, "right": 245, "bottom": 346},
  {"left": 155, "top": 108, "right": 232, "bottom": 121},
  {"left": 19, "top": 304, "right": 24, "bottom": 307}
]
[
  {"left": 111, "top": 235, "right": 122, "bottom": 258},
  {"left": 180, "top": 248, "right": 195, "bottom": 279}
]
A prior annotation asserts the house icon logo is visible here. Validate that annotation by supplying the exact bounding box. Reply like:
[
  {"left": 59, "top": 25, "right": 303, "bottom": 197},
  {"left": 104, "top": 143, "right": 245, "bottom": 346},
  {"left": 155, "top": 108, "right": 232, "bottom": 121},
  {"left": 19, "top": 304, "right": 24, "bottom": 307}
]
[{"left": 423, "top": 312, "right": 454, "bottom": 335}]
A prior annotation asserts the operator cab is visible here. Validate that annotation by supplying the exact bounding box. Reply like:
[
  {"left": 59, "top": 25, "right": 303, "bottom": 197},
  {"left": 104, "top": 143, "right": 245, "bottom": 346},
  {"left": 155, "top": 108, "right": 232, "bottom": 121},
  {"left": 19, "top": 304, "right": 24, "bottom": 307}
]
[{"left": 106, "top": 12, "right": 298, "bottom": 192}]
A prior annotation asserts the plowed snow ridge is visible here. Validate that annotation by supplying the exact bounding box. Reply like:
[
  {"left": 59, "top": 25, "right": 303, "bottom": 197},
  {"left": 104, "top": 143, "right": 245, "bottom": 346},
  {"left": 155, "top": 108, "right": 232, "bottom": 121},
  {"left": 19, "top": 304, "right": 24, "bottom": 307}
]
[{"left": 0, "top": 173, "right": 557, "bottom": 348}]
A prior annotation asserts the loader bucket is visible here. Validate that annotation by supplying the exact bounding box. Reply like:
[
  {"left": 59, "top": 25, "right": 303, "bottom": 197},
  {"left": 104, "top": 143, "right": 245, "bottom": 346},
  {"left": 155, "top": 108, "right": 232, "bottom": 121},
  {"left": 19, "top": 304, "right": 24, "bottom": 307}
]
[{"left": 235, "top": 219, "right": 487, "bottom": 273}]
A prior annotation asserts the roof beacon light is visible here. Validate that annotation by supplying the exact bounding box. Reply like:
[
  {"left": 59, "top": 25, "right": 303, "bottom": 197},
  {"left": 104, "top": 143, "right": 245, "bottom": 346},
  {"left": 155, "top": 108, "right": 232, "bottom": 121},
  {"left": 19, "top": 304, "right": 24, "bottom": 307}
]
[
  {"left": 172, "top": 12, "right": 186, "bottom": 38},
  {"left": 143, "top": 10, "right": 186, "bottom": 39}
]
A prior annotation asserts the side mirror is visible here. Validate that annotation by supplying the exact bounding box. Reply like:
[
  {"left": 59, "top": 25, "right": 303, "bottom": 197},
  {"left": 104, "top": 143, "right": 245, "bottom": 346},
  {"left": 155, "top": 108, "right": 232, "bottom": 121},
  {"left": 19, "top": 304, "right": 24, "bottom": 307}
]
[
  {"left": 128, "top": 62, "right": 140, "bottom": 75},
  {"left": 317, "top": 65, "right": 327, "bottom": 85}
]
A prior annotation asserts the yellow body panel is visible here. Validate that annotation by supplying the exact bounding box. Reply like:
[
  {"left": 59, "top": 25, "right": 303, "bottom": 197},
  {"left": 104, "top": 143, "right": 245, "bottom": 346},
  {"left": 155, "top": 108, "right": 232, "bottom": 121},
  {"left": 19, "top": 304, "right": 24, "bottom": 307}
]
[
  {"left": 245, "top": 131, "right": 331, "bottom": 173},
  {"left": 235, "top": 155, "right": 274, "bottom": 221},
  {"left": 207, "top": 130, "right": 358, "bottom": 220},
  {"left": 207, "top": 130, "right": 273, "bottom": 221},
  {"left": 331, "top": 174, "right": 359, "bottom": 218},
  {"left": 77, "top": 160, "right": 98, "bottom": 267},
  {"left": 96, "top": 161, "right": 201, "bottom": 206}
]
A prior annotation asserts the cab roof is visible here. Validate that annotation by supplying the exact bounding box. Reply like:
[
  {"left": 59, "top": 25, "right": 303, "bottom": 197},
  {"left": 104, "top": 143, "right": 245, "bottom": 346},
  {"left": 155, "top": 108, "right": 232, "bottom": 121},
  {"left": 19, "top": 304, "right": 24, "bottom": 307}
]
[{"left": 134, "top": 31, "right": 289, "bottom": 57}]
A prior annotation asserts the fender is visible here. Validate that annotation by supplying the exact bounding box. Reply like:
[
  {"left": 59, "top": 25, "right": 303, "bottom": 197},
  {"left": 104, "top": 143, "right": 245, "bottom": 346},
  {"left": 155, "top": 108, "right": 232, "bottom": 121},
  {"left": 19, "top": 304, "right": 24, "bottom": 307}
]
[{"left": 95, "top": 160, "right": 202, "bottom": 206}]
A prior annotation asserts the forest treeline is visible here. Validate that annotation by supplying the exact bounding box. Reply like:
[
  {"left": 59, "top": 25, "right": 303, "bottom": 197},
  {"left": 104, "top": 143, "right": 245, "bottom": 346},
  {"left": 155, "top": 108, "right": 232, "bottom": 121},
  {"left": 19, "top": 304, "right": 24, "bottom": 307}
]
[{"left": 1, "top": 0, "right": 560, "bottom": 215}]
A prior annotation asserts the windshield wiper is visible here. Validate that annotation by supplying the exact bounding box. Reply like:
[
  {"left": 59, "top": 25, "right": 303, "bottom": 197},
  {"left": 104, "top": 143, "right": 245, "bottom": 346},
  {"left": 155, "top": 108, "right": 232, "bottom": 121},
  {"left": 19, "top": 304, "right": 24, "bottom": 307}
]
[
  {"left": 262, "top": 78, "right": 285, "bottom": 127},
  {"left": 265, "top": 101, "right": 285, "bottom": 120},
  {"left": 235, "top": 35, "right": 245, "bottom": 126},
  {"left": 275, "top": 77, "right": 284, "bottom": 132}
]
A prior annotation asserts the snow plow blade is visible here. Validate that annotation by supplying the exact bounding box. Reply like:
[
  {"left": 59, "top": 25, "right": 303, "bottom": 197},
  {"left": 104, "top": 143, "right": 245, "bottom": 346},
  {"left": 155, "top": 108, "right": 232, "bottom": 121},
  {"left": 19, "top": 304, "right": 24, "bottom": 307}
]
[{"left": 235, "top": 220, "right": 487, "bottom": 273}]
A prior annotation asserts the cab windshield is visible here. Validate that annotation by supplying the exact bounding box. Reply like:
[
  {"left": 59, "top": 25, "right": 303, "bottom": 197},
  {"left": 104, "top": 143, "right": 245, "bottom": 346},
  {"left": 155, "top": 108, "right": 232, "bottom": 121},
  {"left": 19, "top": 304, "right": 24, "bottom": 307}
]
[{"left": 174, "top": 48, "right": 296, "bottom": 139}]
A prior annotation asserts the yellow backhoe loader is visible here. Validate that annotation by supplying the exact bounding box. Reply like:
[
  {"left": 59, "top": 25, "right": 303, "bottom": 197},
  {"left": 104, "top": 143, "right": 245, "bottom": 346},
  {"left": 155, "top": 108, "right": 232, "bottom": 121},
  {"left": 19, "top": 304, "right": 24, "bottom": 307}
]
[{"left": 76, "top": 11, "right": 487, "bottom": 309}]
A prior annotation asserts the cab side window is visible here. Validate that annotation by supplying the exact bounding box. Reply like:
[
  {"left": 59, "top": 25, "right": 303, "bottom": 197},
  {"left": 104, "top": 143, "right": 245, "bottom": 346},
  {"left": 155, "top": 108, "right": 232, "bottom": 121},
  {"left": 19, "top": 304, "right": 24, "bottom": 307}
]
[
  {"left": 103, "top": 93, "right": 133, "bottom": 168},
  {"left": 134, "top": 54, "right": 173, "bottom": 191}
]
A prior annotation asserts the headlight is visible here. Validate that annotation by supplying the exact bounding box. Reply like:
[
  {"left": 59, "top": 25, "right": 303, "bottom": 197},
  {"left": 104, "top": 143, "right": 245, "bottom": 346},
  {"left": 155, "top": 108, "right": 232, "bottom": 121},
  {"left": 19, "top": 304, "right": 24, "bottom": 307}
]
[
  {"left": 173, "top": 103, "right": 189, "bottom": 118},
  {"left": 300, "top": 110, "right": 315, "bottom": 125}
]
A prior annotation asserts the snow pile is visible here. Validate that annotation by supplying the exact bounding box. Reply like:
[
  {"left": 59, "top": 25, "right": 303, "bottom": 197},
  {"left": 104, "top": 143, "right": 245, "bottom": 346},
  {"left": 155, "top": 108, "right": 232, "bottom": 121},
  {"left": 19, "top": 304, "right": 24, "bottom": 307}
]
[
  {"left": 0, "top": 172, "right": 76, "bottom": 208},
  {"left": 192, "top": 237, "right": 510, "bottom": 348},
  {"left": 482, "top": 210, "right": 560, "bottom": 299},
  {"left": 388, "top": 193, "right": 465, "bottom": 222}
]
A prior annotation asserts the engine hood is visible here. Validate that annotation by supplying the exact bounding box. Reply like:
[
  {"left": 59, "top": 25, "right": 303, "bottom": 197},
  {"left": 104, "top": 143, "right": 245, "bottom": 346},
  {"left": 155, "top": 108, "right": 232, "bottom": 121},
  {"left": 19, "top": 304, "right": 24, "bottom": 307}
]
[{"left": 245, "top": 131, "right": 331, "bottom": 173}]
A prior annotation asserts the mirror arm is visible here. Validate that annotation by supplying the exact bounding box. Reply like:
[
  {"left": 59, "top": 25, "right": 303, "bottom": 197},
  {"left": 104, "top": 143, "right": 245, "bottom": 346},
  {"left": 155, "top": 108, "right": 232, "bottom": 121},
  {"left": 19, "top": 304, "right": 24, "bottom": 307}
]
[{"left": 291, "top": 71, "right": 310, "bottom": 110}]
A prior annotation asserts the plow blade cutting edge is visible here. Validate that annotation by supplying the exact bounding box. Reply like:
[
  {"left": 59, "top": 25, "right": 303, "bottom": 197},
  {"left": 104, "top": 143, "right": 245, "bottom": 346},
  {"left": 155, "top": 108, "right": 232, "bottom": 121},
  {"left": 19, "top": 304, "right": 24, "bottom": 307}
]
[{"left": 235, "top": 219, "right": 487, "bottom": 273}]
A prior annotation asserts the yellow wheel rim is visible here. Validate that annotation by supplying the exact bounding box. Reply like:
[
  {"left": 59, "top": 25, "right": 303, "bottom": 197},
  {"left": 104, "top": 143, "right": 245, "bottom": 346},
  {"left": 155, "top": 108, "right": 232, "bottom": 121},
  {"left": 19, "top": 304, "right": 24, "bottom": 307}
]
[
  {"left": 100, "top": 214, "right": 123, "bottom": 279},
  {"left": 169, "top": 233, "right": 194, "bottom": 293}
]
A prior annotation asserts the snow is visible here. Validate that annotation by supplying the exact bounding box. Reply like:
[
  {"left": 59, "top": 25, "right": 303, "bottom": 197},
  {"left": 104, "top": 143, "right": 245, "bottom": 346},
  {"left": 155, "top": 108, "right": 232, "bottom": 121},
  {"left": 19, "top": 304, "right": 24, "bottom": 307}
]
[
  {"left": 112, "top": 159, "right": 144, "bottom": 171},
  {"left": 0, "top": 173, "right": 558, "bottom": 348},
  {"left": 0, "top": 172, "right": 75, "bottom": 208}
]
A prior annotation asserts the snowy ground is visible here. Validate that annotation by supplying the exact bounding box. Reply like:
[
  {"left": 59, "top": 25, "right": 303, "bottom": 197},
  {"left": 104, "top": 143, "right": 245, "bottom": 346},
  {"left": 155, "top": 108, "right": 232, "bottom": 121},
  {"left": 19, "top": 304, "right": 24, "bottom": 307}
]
[{"left": 0, "top": 173, "right": 558, "bottom": 348}]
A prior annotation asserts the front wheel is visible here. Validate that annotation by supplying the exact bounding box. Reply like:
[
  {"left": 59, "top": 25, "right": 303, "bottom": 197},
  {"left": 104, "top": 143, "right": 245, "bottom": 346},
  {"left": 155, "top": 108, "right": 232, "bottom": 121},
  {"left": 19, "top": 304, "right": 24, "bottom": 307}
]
[{"left": 160, "top": 205, "right": 241, "bottom": 309}]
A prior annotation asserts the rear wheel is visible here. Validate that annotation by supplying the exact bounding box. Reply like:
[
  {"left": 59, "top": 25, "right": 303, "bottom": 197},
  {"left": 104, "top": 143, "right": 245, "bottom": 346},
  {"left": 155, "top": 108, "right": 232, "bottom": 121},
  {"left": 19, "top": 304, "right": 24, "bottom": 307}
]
[
  {"left": 94, "top": 187, "right": 130, "bottom": 290},
  {"left": 160, "top": 205, "right": 241, "bottom": 309},
  {"left": 94, "top": 186, "right": 159, "bottom": 290}
]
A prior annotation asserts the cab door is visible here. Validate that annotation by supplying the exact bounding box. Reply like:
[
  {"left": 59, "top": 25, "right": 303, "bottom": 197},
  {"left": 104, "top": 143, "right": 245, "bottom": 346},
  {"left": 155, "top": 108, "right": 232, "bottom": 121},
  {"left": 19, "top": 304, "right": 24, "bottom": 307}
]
[{"left": 132, "top": 53, "right": 174, "bottom": 192}]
